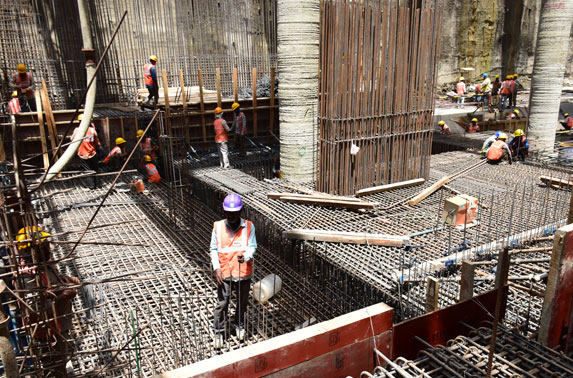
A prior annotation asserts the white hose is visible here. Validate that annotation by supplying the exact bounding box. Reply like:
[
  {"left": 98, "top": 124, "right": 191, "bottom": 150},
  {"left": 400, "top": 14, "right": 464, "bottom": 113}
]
[
  {"left": 527, "top": 0, "right": 573, "bottom": 155},
  {"left": 277, "top": 0, "right": 320, "bottom": 182}
]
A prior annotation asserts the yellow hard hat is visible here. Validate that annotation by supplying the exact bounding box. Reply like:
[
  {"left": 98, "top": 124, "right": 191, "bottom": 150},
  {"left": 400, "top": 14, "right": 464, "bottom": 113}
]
[
  {"left": 471, "top": 118, "right": 478, "bottom": 123},
  {"left": 495, "top": 74, "right": 499, "bottom": 79},
  {"left": 78, "top": 114, "right": 83, "bottom": 121},
  {"left": 231, "top": 102, "right": 240, "bottom": 111},
  {"left": 506, "top": 75, "right": 512, "bottom": 79},
  {"left": 565, "top": 113, "right": 570, "bottom": 117},
  {"left": 214, "top": 107, "right": 223, "bottom": 114},
  {"left": 514, "top": 109, "right": 519, "bottom": 115},
  {"left": 11, "top": 91, "right": 17, "bottom": 97},
  {"left": 115, "top": 137, "right": 126, "bottom": 145},
  {"left": 144, "top": 155, "right": 152, "bottom": 162},
  {"left": 438, "top": 120, "right": 445, "bottom": 126},
  {"left": 498, "top": 133, "right": 508, "bottom": 140},
  {"left": 17, "top": 64, "right": 27, "bottom": 73},
  {"left": 513, "top": 129, "right": 524, "bottom": 137},
  {"left": 513, "top": 74, "right": 518, "bottom": 78},
  {"left": 136, "top": 130, "right": 144, "bottom": 138},
  {"left": 149, "top": 55, "right": 158, "bottom": 62},
  {"left": 459, "top": 77, "right": 464, "bottom": 81},
  {"left": 16, "top": 226, "right": 50, "bottom": 250}
]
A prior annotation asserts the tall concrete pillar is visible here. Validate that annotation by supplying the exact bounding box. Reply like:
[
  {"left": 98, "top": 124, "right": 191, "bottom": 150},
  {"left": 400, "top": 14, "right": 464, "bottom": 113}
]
[
  {"left": 527, "top": 0, "right": 573, "bottom": 156},
  {"left": 277, "top": 0, "right": 320, "bottom": 182}
]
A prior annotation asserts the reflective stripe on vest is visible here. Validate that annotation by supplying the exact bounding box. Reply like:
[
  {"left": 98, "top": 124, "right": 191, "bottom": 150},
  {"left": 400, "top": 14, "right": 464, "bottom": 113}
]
[
  {"left": 215, "top": 220, "right": 253, "bottom": 279},
  {"left": 235, "top": 113, "right": 247, "bottom": 135},
  {"left": 144, "top": 63, "right": 155, "bottom": 86},
  {"left": 145, "top": 163, "right": 161, "bottom": 183},
  {"left": 78, "top": 126, "right": 97, "bottom": 158},
  {"left": 15, "top": 72, "right": 32, "bottom": 88},
  {"left": 501, "top": 81, "right": 512, "bottom": 95},
  {"left": 104, "top": 146, "right": 121, "bottom": 164},
  {"left": 567, "top": 117, "right": 573, "bottom": 128},
  {"left": 214, "top": 118, "right": 228, "bottom": 142},
  {"left": 486, "top": 140, "right": 505, "bottom": 161}
]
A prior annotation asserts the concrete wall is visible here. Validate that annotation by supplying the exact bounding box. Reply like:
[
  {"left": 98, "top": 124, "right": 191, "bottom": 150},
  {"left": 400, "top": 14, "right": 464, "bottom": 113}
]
[{"left": 436, "top": 0, "right": 573, "bottom": 85}]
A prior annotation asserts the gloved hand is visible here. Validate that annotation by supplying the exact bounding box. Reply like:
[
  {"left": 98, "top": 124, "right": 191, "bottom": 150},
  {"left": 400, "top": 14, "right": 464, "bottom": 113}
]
[{"left": 214, "top": 269, "right": 224, "bottom": 285}]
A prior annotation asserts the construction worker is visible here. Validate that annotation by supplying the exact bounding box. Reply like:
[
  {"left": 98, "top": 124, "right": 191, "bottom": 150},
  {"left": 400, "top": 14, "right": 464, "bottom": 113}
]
[
  {"left": 15, "top": 226, "right": 79, "bottom": 377},
  {"left": 491, "top": 75, "right": 501, "bottom": 107},
  {"left": 12, "top": 63, "right": 36, "bottom": 112},
  {"left": 438, "top": 120, "right": 451, "bottom": 134},
  {"left": 136, "top": 129, "right": 158, "bottom": 167},
  {"left": 456, "top": 77, "right": 466, "bottom": 105},
  {"left": 142, "top": 55, "right": 159, "bottom": 110},
  {"left": 210, "top": 194, "right": 257, "bottom": 348},
  {"left": 480, "top": 73, "right": 491, "bottom": 107},
  {"left": 231, "top": 102, "right": 247, "bottom": 156},
  {"left": 485, "top": 133, "right": 512, "bottom": 164},
  {"left": 143, "top": 155, "right": 161, "bottom": 184},
  {"left": 468, "top": 118, "right": 479, "bottom": 133},
  {"left": 560, "top": 113, "right": 573, "bottom": 130},
  {"left": 214, "top": 107, "right": 231, "bottom": 168},
  {"left": 103, "top": 137, "right": 128, "bottom": 170},
  {"left": 72, "top": 114, "right": 103, "bottom": 189},
  {"left": 506, "top": 109, "right": 520, "bottom": 120},
  {"left": 510, "top": 74, "right": 520, "bottom": 107},
  {"left": 509, "top": 129, "right": 529, "bottom": 161},
  {"left": 481, "top": 131, "right": 502, "bottom": 155},
  {"left": 7, "top": 91, "right": 21, "bottom": 115},
  {"left": 500, "top": 75, "right": 513, "bottom": 110}
]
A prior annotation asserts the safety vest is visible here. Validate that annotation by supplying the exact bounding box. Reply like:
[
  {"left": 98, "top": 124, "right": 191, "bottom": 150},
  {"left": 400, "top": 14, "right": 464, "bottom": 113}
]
[
  {"left": 441, "top": 124, "right": 450, "bottom": 134},
  {"left": 486, "top": 140, "right": 506, "bottom": 161},
  {"left": 566, "top": 117, "right": 573, "bottom": 128},
  {"left": 469, "top": 123, "right": 479, "bottom": 132},
  {"left": 143, "top": 63, "right": 155, "bottom": 86},
  {"left": 8, "top": 98, "right": 20, "bottom": 114},
  {"left": 234, "top": 112, "right": 247, "bottom": 135},
  {"left": 140, "top": 137, "right": 156, "bottom": 160},
  {"left": 214, "top": 219, "right": 253, "bottom": 280},
  {"left": 501, "top": 80, "right": 512, "bottom": 95},
  {"left": 456, "top": 82, "right": 465, "bottom": 96},
  {"left": 482, "top": 78, "right": 491, "bottom": 92},
  {"left": 214, "top": 118, "right": 228, "bottom": 142},
  {"left": 506, "top": 113, "right": 516, "bottom": 120},
  {"left": 14, "top": 72, "right": 32, "bottom": 88},
  {"left": 78, "top": 126, "right": 99, "bottom": 159},
  {"left": 145, "top": 163, "right": 161, "bottom": 183},
  {"left": 104, "top": 146, "right": 122, "bottom": 164}
]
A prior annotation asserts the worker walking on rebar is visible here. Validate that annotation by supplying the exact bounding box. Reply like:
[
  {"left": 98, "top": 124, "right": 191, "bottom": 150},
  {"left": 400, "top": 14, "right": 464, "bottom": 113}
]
[
  {"left": 484, "top": 133, "right": 512, "bottom": 164},
  {"left": 210, "top": 194, "right": 257, "bottom": 348},
  {"left": 480, "top": 73, "right": 491, "bottom": 108},
  {"left": 214, "top": 107, "right": 231, "bottom": 168},
  {"left": 142, "top": 55, "right": 159, "bottom": 110},
  {"left": 103, "top": 137, "right": 128, "bottom": 171},
  {"left": 509, "top": 129, "right": 529, "bottom": 161},
  {"left": 72, "top": 114, "right": 103, "bottom": 189},
  {"left": 468, "top": 118, "right": 479, "bottom": 133},
  {"left": 499, "top": 75, "right": 514, "bottom": 110},
  {"left": 15, "top": 226, "right": 79, "bottom": 377},
  {"left": 136, "top": 129, "right": 159, "bottom": 169},
  {"left": 231, "top": 102, "right": 247, "bottom": 156},
  {"left": 491, "top": 75, "right": 501, "bottom": 107},
  {"left": 143, "top": 155, "right": 161, "bottom": 184},
  {"left": 438, "top": 120, "right": 451, "bottom": 134},
  {"left": 560, "top": 113, "right": 572, "bottom": 130},
  {"left": 12, "top": 63, "right": 36, "bottom": 112}
]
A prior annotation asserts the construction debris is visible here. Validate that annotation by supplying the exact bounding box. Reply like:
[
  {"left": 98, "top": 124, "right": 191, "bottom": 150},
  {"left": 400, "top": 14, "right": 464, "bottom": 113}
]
[{"left": 283, "top": 229, "right": 408, "bottom": 247}]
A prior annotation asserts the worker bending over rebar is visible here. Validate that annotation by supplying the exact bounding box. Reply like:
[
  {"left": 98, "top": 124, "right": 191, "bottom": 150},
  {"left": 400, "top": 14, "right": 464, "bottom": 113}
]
[{"left": 210, "top": 194, "right": 257, "bottom": 348}]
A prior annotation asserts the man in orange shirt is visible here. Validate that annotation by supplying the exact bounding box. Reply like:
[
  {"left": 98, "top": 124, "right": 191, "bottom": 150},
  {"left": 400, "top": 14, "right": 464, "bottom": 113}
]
[
  {"left": 143, "top": 155, "right": 161, "bottom": 184},
  {"left": 72, "top": 114, "right": 102, "bottom": 189},
  {"left": 213, "top": 107, "right": 231, "bottom": 168}
]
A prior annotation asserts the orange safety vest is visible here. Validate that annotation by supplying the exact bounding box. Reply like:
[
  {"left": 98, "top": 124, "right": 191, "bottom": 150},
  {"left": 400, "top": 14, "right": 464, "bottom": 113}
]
[
  {"left": 143, "top": 63, "right": 155, "bottom": 86},
  {"left": 145, "top": 163, "right": 161, "bottom": 183},
  {"left": 500, "top": 80, "right": 512, "bottom": 95},
  {"left": 486, "top": 140, "right": 506, "bottom": 161},
  {"left": 214, "top": 219, "right": 253, "bottom": 279},
  {"left": 104, "top": 146, "right": 122, "bottom": 164},
  {"left": 566, "top": 117, "right": 573, "bottom": 128},
  {"left": 78, "top": 126, "right": 99, "bottom": 159},
  {"left": 469, "top": 123, "right": 479, "bottom": 132},
  {"left": 140, "top": 137, "right": 156, "bottom": 160},
  {"left": 214, "top": 118, "right": 228, "bottom": 142},
  {"left": 456, "top": 82, "right": 465, "bottom": 96},
  {"left": 14, "top": 72, "right": 33, "bottom": 96}
]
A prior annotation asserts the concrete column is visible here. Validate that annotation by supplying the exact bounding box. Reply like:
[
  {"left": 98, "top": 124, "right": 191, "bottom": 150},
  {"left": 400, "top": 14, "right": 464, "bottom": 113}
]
[
  {"left": 527, "top": 0, "right": 573, "bottom": 156},
  {"left": 277, "top": 0, "right": 320, "bottom": 182}
]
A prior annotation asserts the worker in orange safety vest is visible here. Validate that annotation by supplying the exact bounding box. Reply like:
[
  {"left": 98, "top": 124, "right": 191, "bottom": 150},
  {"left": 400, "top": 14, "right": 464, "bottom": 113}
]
[
  {"left": 561, "top": 113, "right": 573, "bottom": 130},
  {"left": 72, "top": 114, "right": 103, "bottom": 189},
  {"left": 438, "top": 120, "right": 451, "bottom": 134},
  {"left": 12, "top": 64, "right": 36, "bottom": 112},
  {"left": 142, "top": 55, "right": 158, "bottom": 109},
  {"left": 499, "top": 75, "right": 514, "bottom": 110},
  {"left": 103, "top": 137, "right": 127, "bottom": 170},
  {"left": 143, "top": 155, "right": 161, "bottom": 183},
  {"left": 214, "top": 107, "right": 231, "bottom": 168},
  {"left": 468, "top": 118, "right": 479, "bottom": 133},
  {"left": 484, "top": 133, "right": 512, "bottom": 164},
  {"left": 210, "top": 193, "right": 257, "bottom": 348}
]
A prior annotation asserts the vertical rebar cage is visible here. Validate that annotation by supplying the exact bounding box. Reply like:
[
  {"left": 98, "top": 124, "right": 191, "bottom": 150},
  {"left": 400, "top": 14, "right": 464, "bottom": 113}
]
[{"left": 318, "top": 0, "right": 441, "bottom": 195}]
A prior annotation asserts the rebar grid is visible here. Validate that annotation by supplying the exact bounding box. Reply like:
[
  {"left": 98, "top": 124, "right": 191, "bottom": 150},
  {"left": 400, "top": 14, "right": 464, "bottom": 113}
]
[
  {"left": 368, "top": 324, "right": 573, "bottom": 377},
  {"left": 15, "top": 176, "right": 346, "bottom": 376}
]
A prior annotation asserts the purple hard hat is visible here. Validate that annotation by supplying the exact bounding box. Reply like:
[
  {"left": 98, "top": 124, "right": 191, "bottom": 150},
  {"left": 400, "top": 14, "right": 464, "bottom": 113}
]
[{"left": 223, "top": 193, "right": 243, "bottom": 212}]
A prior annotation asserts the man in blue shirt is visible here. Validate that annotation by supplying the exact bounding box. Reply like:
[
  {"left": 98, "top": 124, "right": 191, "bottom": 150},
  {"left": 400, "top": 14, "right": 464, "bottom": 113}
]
[
  {"left": 142, "top": 55, "right": 159, "bottom": 109},
  {"left": 509, "top": 129, "right": 529, "bottom": 161}
]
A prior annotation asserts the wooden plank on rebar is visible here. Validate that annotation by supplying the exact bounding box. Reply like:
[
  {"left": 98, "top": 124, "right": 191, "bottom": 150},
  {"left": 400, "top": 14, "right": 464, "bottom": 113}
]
[
  {"left": 274, "top": 196, "right": 375, "bottom": 210},
  {"left": 198, "top": 69, "right": 207, "bottom": 142},
  {"left": 408, "top": 177, "right": 450, "bottom": 206},
  {"left": 460, "top": 261, "right": 476, "bottom": 301},
  {"left": 267, "top": 192, "right": 365, "bottom": 202},
  {"left": 162, "top": 70, "right": 170, "bottom": 115},
  {"left": 356, "top": 178, "right": 425, "bottom": 196},
  {"left": 540, "top": 175, "right": 573, "bottom": 188},
  {"left": 425, "top": 276, "right": 439, "bottom": 313},
  {"left": 283, "top": 229, "right": 407, "bottom": 247},
  {"left": 34, "top": 90, "right": 50, "bottom": 170},
  {"left": 203, "top": 171, "right": 254, "bottom": 195},
  {"left": 40, "top": 81, "right": 59, "bottom": 160},
  {"left": 252, "top": 67, "right": 258, "bottom": 136}
]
